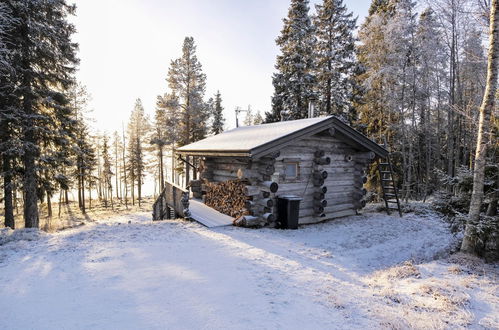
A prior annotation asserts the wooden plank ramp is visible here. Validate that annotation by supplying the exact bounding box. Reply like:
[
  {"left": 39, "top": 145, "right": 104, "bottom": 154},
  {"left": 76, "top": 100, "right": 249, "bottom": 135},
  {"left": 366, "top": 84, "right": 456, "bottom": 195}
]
[{"left": 189, "top": 199, "right": 234, "bottom": 228}]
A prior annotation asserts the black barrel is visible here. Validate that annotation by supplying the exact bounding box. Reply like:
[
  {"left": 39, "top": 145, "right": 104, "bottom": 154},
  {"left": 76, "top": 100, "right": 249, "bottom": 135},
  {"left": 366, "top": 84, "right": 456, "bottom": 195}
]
[{"left": 277, "top": 195, "right": 302, "bottom": 229}]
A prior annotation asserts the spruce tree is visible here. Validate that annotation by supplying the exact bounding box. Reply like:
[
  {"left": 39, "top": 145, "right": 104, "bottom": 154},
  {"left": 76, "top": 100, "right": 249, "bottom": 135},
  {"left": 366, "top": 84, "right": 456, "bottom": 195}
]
[
  {"left": 267, "top": 0, "right": 316, "bottom": 122},
  {"left": 313, "top": 0, "right": 358, "bottom": 119},
  {"left": 3, "top": 0, "right": 78, "bottom": 228},
  {"left": 0, "top": 3, "right": 16, "bottom": 228},
  {"left": 211, "top": 91, "right": 225, "bottom": 135}
]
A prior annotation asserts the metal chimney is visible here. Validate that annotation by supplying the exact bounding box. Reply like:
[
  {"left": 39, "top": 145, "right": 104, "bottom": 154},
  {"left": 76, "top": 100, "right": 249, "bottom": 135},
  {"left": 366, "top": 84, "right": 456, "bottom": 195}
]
[{"left": 308, "top": 96, "right": 316, "bottom": 118}]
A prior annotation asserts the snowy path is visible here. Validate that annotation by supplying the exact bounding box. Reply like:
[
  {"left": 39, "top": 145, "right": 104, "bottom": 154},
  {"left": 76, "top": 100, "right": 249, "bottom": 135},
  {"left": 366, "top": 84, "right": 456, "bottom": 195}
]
[{"left": 0, "top": 210, "right": 496, "bottom": 329}]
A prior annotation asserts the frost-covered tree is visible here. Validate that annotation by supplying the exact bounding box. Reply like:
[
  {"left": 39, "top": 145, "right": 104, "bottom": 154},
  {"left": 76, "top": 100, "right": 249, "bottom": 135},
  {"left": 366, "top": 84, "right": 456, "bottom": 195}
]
[
  {"left": 0, "top": 3, "right": 16, "bottom": 228},
  {"left": 313, "top": 0, "right": 358, "bottom": 119},
  {"left": 253, "top": 111, "right": 264, "bottom": 125},
  {"left": 461, "top": 0, "right": 499, "bottom": 255},
  {"left": 243, "top": 106, "right": 254, "bottom": 126},
  {"left": 4, "top": 0, "right": 79, "bottom": 228},
  {"left": 127, "top": 99, "right": 149, "bottom": 206},
  {"left": 68, "top": 83, "right": 95, "bottom": 214},
  {"left": 167, "top": 37, "right": 209, "bottom": 183},
  {"left": 151, "top": 99, "right": 168, "bottom": 192},
  {"left": 101, "top": 134, "right": 113, "bottom": 209},
  {"left": 266, "top": 0, "right": 316, "bottom": 122},
  {"left": 211, "top": 90, "right": 225, "bottom": 134}
]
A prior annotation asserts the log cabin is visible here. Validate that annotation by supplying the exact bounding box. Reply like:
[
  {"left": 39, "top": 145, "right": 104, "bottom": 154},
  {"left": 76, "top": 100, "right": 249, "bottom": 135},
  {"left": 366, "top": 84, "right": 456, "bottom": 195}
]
[{"left": 176, "top": 116, "right": 388, "bottom": 227}]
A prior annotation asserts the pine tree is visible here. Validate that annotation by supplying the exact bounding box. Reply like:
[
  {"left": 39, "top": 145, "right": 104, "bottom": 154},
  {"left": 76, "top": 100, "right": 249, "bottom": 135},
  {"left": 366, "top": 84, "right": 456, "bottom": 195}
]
[
  {"left": 69, "top": 83, "right": 94, "bottom": 214},
  {"left": 151, "top": 100, "right": 168, "bottom": 192},
  {"left": 167, "top": 37, "right": 209, "bottom": 184},
  {"left": 267, "top": 0, "right": 316, "bottom": 122},
  {"left": 211, "top": 90, "right": 225, "bottom": 134},
  {"left": 3, "top": 0, "right": 79, "bottom": 228},
  {"left": 127, "top": 98, "right": 149, "bottom": 206},
  {"left": 313, "top": 0, "right": 358, "bottom": 119},
  {"left": 101, "top": 134, "right": 113, "bottom": 209},
  {"left": 157, "top": 93, "right": 182, "bottom": 183}
]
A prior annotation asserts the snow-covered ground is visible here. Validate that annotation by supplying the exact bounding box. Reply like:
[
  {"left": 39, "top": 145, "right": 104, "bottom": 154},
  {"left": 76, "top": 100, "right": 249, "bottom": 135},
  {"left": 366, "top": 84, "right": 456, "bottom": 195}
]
[{"left": 0, "top": 210, "right": 497, "bottom": 329}]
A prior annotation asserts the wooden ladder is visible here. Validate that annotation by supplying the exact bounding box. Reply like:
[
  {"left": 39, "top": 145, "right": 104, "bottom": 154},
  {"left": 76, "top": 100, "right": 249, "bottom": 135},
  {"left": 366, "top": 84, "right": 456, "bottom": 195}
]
[{"left": 378, "top": 153, "right": 402, "bottom": 217}]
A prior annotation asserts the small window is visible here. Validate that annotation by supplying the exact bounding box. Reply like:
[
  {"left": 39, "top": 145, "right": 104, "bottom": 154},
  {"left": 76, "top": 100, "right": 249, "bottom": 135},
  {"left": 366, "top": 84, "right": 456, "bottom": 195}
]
[{"left": 284, "top": 162, "right": 298, "bottom": 179}]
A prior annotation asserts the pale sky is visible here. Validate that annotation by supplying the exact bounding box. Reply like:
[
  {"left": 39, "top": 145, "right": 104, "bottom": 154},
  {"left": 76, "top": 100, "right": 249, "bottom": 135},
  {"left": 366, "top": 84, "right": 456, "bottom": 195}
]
[{"left": 71, "top": 0, "right": 370, "bottom": 135}]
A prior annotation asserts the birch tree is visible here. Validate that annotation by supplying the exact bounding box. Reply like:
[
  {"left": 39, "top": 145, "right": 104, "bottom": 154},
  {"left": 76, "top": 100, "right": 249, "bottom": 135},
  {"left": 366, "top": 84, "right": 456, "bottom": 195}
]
[{"left": 461, "top": 0, "right": 499, "bottom": 254}]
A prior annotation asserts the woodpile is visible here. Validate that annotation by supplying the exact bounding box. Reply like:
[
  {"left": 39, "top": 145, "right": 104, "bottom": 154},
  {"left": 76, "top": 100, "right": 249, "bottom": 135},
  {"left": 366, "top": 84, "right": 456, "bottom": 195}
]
[{"left": 204, "top": 179, "right": 250, "bottom": 219}]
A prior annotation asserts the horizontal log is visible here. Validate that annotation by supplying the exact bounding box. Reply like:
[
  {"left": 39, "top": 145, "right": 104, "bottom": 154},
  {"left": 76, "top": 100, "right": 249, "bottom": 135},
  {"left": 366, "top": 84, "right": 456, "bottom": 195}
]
[
  {"left": 314, "top": 199, "right": 327, "bottom": 207},
  {"left": 257, "top": 198, "right": 274, "bottom": 208},
  {"left": 314, "top": 157, "right": 331, "bottom": 165},
  {"left": 313, "top": 170, "right": 328, "bottom": 180},
  {"left": 260, "top": 151, "right": 280, "bottom": 159},
  {"left": 354, "top": 152, "right": 376, "bottom": 161},
  {"left": 300, "top": 203, "right": 354, "bottom": 217},
  {"left": 313, "top": 178, "right": 324, "bottom": 187},
  {"left": 355, "top": 200, "right": 367, "bottom": 209},
  {"left": 313, "top": 192, "right": 325, "bottom": 200},
  {"left": 260, "top": 181, "right": 278, "bottom": 193},
  {"left": 298, "top": 209, "right": 356, "bottom": 224},
  {"left": 262, "top": 213, "right": 275, "bottom": 222},
  {"left": 244, "top": 185, "right": 260, "bottom": 196},
  {"left": 251, "top": 205, "right": 272, "bottom": 216},
  {"left": 314, "top": 150, "right": 325, "bottom": 158},
  {"left": 234, "top": 215, "right": 263, "bottom": 227},
  {"left": 314, "top": 206, "right": 324, "bottom": 213}
]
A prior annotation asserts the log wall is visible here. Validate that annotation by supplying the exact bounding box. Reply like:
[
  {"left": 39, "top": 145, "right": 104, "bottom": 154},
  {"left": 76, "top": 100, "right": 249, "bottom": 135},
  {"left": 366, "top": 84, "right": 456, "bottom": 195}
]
[{"left": 196, "top": 132, "right": 374, "bottom": 227}]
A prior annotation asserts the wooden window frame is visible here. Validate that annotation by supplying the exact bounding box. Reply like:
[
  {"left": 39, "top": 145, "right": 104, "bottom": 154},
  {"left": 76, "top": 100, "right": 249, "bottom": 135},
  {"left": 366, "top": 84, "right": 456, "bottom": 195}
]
[{"left": 283, "top": 160, "right": 300, "bottom": 182}]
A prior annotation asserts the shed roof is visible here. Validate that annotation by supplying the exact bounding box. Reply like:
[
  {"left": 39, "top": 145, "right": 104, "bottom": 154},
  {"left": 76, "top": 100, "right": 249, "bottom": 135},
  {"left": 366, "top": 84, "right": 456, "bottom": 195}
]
[{"left": 177, "top": 116, "right": 388, "bottom": 158}]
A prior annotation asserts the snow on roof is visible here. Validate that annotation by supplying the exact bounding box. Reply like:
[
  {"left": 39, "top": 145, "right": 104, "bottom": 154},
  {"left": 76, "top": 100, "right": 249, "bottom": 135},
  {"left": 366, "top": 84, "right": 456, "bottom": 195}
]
[{"left": 177, "top": 116, "right": 331, "bottom": 155}]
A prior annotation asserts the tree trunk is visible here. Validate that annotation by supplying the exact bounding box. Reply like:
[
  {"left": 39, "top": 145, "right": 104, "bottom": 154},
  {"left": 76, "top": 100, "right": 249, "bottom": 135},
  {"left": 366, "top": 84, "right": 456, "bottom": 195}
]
[
  {"left": 3, "top": 154, "right": 15, "bottom": 229},
  {"left": 23, "top": 138, "right": 39, "bottom": 228},
  {"left": 159, "top": 147, "right": 164, "bottom": 192},
  {"left": 486, "top": 163, "right": 498, "bottom": 216},
  {"left": 47, "top": 193, "right": 52, "bottom": 218},
  {"left": 122, "top": 125, "right": 128, "bottom": 209},
  {"left": 138, "top": 176, "right": 141, "bottom": 207},
  {"left": 77, "top": 163, "right": 82, "bottom": 209},
  {"left": 58, "top": 189, "right": 62, "bottom": 218},
  {"left": 81, "top": 176, "right": 86, "bottom": 214},
  {"left": 461, "top": 0, "right": 499, "bottom": 254}
]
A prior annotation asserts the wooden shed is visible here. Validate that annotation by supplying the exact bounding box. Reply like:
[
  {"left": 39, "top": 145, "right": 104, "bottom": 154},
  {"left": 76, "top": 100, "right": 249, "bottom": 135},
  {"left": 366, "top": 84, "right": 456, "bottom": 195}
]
[{"left": 176, "top": 116, "right": 389, "bottom": 227}]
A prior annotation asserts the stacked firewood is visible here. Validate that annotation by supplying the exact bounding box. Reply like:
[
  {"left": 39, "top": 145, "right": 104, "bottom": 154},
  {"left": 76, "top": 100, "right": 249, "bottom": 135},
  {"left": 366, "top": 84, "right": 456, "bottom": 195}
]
[{"left": 204, "top": 179, "right": 250, "bottom": 219}]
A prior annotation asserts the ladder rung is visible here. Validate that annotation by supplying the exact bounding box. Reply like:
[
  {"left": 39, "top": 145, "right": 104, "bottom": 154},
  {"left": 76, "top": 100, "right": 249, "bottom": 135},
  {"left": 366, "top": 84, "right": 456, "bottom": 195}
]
[
  {"left": 380, "top": 171, "right": 391, "bottom": 174},
  {"left": 379, "top": 163, "right": 390, "bottom": 165},
  {"left": 385, "top": 193, "right": 396, "bottom": 197},
  {"left": 381, "top": 179, "right": 392, "bottom": 181},
  {"left": 386, "top": 200, "right": 399, "bottom": 203}
]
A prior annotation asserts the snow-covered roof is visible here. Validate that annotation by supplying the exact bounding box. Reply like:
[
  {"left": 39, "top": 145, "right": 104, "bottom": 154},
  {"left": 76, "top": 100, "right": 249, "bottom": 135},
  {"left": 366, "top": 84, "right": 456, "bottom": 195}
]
[{"left": 177, "top": 116, "right": 388, "bottom": 158}]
